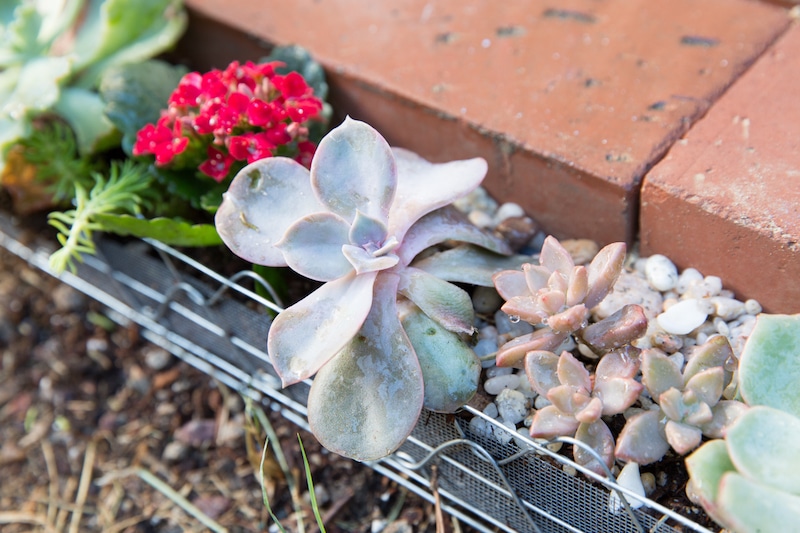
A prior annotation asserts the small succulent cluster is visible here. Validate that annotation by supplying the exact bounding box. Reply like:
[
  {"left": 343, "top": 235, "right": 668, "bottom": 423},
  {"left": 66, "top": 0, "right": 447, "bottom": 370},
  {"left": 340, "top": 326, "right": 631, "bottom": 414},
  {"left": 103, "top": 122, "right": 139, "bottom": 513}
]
[
  {"left": 216, "top": 117, "right": 526, "bottom": 460},
  {"left": 133, "top": 60, "right": 324, "bottom": 181},
  {"left": 686, "top": 314, "right": 800, "bottom": 533}
]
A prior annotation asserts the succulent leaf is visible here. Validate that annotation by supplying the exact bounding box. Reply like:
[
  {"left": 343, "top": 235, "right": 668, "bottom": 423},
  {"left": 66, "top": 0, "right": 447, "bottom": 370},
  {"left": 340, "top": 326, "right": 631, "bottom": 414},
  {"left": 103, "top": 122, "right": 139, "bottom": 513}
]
[
  {"left": 546, "top": 304, "right": 588, "bottom": 333},
  {"left": 524, "top": 350, "right": 561, "bottom": 395},
  {"left": 539, "top": 235, "right": 574, "bottom": 277},
  {"left": 594, "top": 376, "right": 643, "bottom": 415},
  {"left": 700, "top": 400, "right": 748, "bottom": 439},
  {"left": 397, "top": 205, "right": 512, "bottom": 264},
  {"left": 665, "top": 420, "right": 703, "bottom": 455},
  {"left": 683, "top": 334, "right": 733, "bottom": 385},
  {"left": 397, "top": 267, "right": 474, "bottom": 334},
  {"left": 276, "top": 212, "right": 352, "bottom": 281},
  {"left": 738, "top": 313, "right": 800, "bottom": 418},
  {"left": 389, "top": 147, "right": 488, "bottom": 239},
  {"left": 685, "top": 366, "right": 724, "bottom": 408},
  {"left": 398, "top": 302, "right": 480, "bottom": 412},
  {"left": 310, "top": 116, "right": 396, "bottom": 224},
  {"left": 685, "top": 440, "right": 735, "bottom": 511},
  {"left": 497, "top": 329, "right": 568, "bottom": 367},
  {"left": 215, "top": 157, "right": 325, "bottom": 266},
  {"left": 641, "top": 349, "right": 683, "bottom": 400},
  {"left": 493, "top": 269, "right": 529, "bottom": 301},
  {"left": 716, "top": 472, "right": 800, "bottom": 533},
  {"left": 411, "top": 245, "right": 529, "bottom": 287},
  {"left": 306, "top": 273, "right": 423, "bottom": 461},
  {"left": 566, "top": 266, "right": 589, "bottom": 307},
  {"left": 615, "top": 410, "right": 670, "bottom": 465},
  {"left": 556, "top": 351, "right": 591, "bottom": 391},
  {"left": 579, "top": 304, "right": 647, "bottom": 354},
  {"left": 585, "top": 242, "right": 626, "bottom": 309},
  {"left": 348, "top": 210, "right": 389, "bottom": 248},
  {"left": 574, "top": 420, "right": 615, "bottom": 474},
  {"left": 267, "top": 271, "right": 377, "bottom": 386},
  {"left": 523, "top": 263, "right": 551, "bottom": 294},
  {"left": 530, "top": 405, "right": 581, "bottom": 439}
]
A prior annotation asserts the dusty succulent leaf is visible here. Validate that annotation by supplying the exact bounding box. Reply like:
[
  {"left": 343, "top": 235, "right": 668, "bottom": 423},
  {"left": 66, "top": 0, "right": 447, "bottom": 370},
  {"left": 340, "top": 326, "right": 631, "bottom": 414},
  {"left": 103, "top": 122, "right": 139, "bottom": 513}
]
[
  {"left": 579, "top": 304, "right": 647, "bottom": 354},
  {"left": 276, "top": 212, "right": 352, "bottom": 281},
  {"left": 556, "top": 351, "right": 592, "bottom": 391},
  {"left": 311, "top": 116, "right": 395, "bottom": 224},
  {"left": 684, "top": 366, "right": 724, "bottom": 408},
  {"left": 594, "top": 349, "right": 643, "bottom": 415},
  {"left": 596, "top": 346, "right": 641, "bottom": 380},
  {"left": 493, "top": 269, "right": 529, "bottom": 301},
  {"left": 397, "top": 267, "right": 474, "bottom": 334},
  {"left": 306, "top": 273, "right": 423, "bottom": 461},
  {"left": 389, "top": 147, "right": 489, "bottom": 238},
  {"left": 548, "top": 385, "right": 588, "bottom": 415},
  {"left": 524, "top": 350, "right": 560, "bottom": 395},
  {"left": 615, "top": 410, "right": 670, "bottom": 465},
  {"left": 683, "top": 334, "right": 733, "bottom": 385},
  {"left": 574, "top": 396, "right": 604, "bottom": 424},
  {"left": 539, "top": 235, "right": 574, "bottom": 277},
  {"left": 574, "top": 420, "right": 615, "bottom": 475},
  {"left": 267, "top": 271, "right": 377, "bottom": 386},
  {"left": 501, "top": 296, "right": 545, "bottom": 325},
  {"left": 726, "top": 406, "right": 800, "bottom": 495},
  {"left": 700, "top": 400, "right": 748, "bottom": 439},
  {"left": 665, "top": 419, "right": 703, "bottom": 455},
  {"left": 641, "top": 349, "right": 683, "bottom": 400},
  {"left": 397, "top": 206, "right": 512, "bottom": 264},
  {"left": 738, "top": 313, "right": 800, "bottom": 418},
  {"left": 566, "top": 265, "right": 589, "bottom": 307},
  {"left": 497, "top": 329, "right": 568, "bottom": 367},
  {"left": 530, "top": 405, "right": 580, "bottom": 439},
  {"left": 523, "top": 263, "right": 551, "bottom": 294},
  {"left": 546, "top": 303, "right": 588, "bottom": 333},
  {"left": 398, "top": 301, "right": 480, "bottom": 412},
  {"left": 411, "top": 245, "right": 529, "bottom": 287},
  {"left": 215, "top": 157, "right": 325, "bottom": 266},
  {"left": 584, "top": 242, "right": 626, "bottom": 309},
  {"left": 717, "top": 473, "right": 800, "bottom": 533}
]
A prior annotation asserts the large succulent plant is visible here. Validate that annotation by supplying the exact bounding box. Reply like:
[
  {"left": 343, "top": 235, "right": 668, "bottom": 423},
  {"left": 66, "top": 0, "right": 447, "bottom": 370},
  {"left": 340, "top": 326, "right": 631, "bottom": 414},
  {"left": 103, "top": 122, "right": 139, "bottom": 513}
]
[
  {"left": 526, "top": 347, "right": 643, "bottom": 474},
  {"left": 492, "top": 236, "right": 630, "bottom": 367},
  {"left": 215, "top": 117, "right": 524, "bottom": 460},
  {"left": 615, "top": 335, "right": 747, "bottom": 464}
]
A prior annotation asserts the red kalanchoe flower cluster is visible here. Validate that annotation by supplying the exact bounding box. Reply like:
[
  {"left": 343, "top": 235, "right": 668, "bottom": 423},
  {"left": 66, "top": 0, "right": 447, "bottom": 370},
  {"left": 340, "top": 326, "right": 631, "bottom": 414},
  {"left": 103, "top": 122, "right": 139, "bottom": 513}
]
[{"left": 133, "top": 60, "right": 324, "bottom": 182}]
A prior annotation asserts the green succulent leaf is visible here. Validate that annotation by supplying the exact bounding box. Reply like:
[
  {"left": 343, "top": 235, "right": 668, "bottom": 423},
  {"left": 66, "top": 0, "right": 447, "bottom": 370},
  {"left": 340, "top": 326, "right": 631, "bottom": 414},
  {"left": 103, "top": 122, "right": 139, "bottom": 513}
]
[
  {"left": 306, "top": 273, "right": 424, "bottom": 461},
  {"left": 397, "top": 267, "right": 474, "bottom": 334},
  {"left": 53, "top": 87, "right": 119, "bottom": 156},
  {"left": 685, "top": 439, "right": 735, "bottom": 514},
  {"left": 99, "top": 59, "right": 187, "bottom": 154},
  {"left": 92, "top": 214, "right": 221, "bottom": 246},
  {"left": 411, "top": 245, "right": 529, "bottom": 287},
  {"left": 738, "top": 314, "right": 800, "bottom": 418},
  {"left": 717, "top": 472, "right": 800, "bottom": 533},
  {"left": 399, "top": 302, "right": 479, "bottom": 412}
]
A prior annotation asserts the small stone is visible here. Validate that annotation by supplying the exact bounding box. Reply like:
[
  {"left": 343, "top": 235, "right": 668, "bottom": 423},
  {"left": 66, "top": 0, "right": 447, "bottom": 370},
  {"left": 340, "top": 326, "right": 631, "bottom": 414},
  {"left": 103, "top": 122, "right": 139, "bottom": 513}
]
[
  {"left": 641, "top": 472, "right": 657, "bottom": 496},
  {"left": 744, "top": 299, "right": 762, "bottom": 315},
  {"left": 609, "top": 462, "right": 646, "bottom": 513},
  {"left": 485, "top": 365, "right": 513, "bottom": 378},
  {"left": 472, "top": 286, "right": 503, "bottom": 314},
  {"left": 494, "top": 310, "right": 534, "bottom": 337},
  {"left": 709, "top": 296, "right": 746, "bottom": 320},
  {"left": 684, "top": 276, "right": 723, "bottom": 299},
  {"left": 162, "top": 441, "right": 189, "bottom": 462},
  {"left": 482, "top": 402, "right": 499, "bottom": 419},
  {"left": 494, "top": 216, "right": 539, "bottom": 252},
  {"left": 468, "top": 210, "right": 494, "bottom": 229},
  {"left": 593, "top": 271, "right": 663, "bottom": 320},
  {"left": 534, "top": 395, "right": 552, "bottom": 409},
  {"left": 144, "top": 347, "right": 172, "bottom": 370},
  {"left": 676, "top": 268, "right": 704, "bottom": 295},
  {"left": 645, "top": 254, "right": 678, "bottom": 291},
  {"left": 52, "top": 284, "right": 85, "bottom": 312},
  {"left": 484, "top": 374, "right": 520, "bottom": 395},
  {"left": 494, "top": 202, "right": 526, "bottom": 223},
  {"left": 495, "top": 389, "right": 528, "bottom": 424},
  {"left": 656, "top": 298, "right": 711, "bottom": 335},
  {"left": 560, "top": 239, "right": 600, "bottom": 265}
]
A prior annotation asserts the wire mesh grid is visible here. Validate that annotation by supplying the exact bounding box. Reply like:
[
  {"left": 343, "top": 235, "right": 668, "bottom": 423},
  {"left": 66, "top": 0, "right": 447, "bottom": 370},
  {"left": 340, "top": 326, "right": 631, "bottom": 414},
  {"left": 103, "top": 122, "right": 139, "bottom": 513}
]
[{"left": 0, "top": 214, "right": 714, "bottom": 533}]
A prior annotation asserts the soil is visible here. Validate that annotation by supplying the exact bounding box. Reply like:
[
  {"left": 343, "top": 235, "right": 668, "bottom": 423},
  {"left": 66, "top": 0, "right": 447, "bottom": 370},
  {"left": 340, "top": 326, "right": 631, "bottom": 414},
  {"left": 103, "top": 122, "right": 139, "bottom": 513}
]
[{"left": 0, "top": 244, "right": 477, "bottom": 533}]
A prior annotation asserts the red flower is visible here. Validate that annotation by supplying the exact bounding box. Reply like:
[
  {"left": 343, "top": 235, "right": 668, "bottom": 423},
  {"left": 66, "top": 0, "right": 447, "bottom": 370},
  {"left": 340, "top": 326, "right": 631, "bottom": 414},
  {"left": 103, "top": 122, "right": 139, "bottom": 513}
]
[
  {"left": 198, "top": 146, "right": 235, "bottom": 182},
  {"left": 228, "top": 132, "right": 275, "bottom": 163},
  {"left": 295, "top": 140, "right": 316, "bottom": 168},
  {"left": 132, "top": 119, "right": 188, "bottom": 165},
  {"left": 168, "top": 72, "right": 202, "bottom": 107},
  {"left": 273, "top": 72, "right": 311, "bottom": 99},
  {"left": 286, "top": 96, "right": 323, "bottom": 122}
]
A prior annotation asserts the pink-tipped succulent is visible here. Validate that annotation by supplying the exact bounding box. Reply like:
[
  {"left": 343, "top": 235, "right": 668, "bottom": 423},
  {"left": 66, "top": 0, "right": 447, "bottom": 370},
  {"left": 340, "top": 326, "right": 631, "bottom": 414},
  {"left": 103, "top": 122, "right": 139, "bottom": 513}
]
[
  {"left": 526, "top": 347, "right": 643, "bottom": 474},
  {"left": 615, "top": 335, "right": 748, "bottom": 465},
  {"left": 215, "top": 117, "right": 525, "bottom": 460},
  {"left": 493, "top": 236, "right": 629, "bottom": 367}
]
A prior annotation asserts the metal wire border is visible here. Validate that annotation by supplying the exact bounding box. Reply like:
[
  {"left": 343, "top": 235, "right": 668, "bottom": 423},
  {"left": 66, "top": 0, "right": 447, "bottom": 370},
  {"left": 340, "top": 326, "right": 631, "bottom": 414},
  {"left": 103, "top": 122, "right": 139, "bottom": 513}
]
[{"left": 0, "top": 215, "right": 714, "bottom": 533}]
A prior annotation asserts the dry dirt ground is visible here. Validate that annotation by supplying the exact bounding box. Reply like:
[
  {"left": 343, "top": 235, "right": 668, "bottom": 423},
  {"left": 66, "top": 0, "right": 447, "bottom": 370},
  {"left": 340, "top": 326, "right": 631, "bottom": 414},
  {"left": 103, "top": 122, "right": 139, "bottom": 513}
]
[{"left": 0, "top": 245, "right": 480, "bottom": 533}]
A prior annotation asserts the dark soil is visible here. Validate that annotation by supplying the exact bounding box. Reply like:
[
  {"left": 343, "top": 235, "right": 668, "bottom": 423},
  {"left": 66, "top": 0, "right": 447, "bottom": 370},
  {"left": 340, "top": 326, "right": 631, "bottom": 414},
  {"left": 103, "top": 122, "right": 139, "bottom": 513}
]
[{"left": 0, "top": 245, "right": 475, "bottom": 533}]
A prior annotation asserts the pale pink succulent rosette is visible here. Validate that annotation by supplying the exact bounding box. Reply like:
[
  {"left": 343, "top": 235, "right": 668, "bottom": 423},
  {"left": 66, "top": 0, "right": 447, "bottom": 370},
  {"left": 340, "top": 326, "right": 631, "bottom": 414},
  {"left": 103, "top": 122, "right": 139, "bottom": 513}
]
[{"left": 215, "top": 117, "right": 518, "bottom": 460}]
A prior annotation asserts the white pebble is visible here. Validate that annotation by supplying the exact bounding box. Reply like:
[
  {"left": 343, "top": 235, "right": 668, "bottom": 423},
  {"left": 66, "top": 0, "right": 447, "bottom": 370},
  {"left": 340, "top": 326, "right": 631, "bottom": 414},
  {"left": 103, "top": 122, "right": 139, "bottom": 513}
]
[
  {"left": 676, "top": 268, "right": 704, "bottom": 295},
  {"left": 494, "top": 310, "right": 534, "bottom": 337},
  {"left": 744, "top": 299, "right": 762, "bottom": 315},
  {"left": 516, "top": 372, "right": 537, "bottom": 398},
  {"left": 496, "top": 389, "right": 529, "bottom": 424},
  {"left": 494, "top": 202, "right": 526, "bottom": 223},
  {"left": 656, "top": 298, "right": 710, "bottom": 335},
  {"left": 709, "top": 296, "right": 746, "bottom": 321},
  {"left": 479, "top": 325, "right": 499, "bottom": 340},
  {"left": 609, "top": 462, "right": 646, "bottom": 513},
  {"left": 468, "top": 210, "right": 494, "bottom": 229},
  {"left": 469, "top": 416, "right": 491, "bottom": 437},
  {"left": 645, "top": 254, "right": 678, "bottom": 291},
  {"left": 534, "top": 395, "right": 552, "bottom": 409},
  {"left": 474, "top": 338, "right": 498, "bottom": 359},
  {"left": 713, "top": 317, "right": 730, "bottom": 336},
  {"left": 684, "top": 276, "right": 723, "bottom": 299},
  {"left": 593, "top": 271, "right": 663, "bottom": 320},
  {"left": 486, "top": 365, "right": 513, "bottom": 378},
  {"left": 483, "top": 402, "right": 499, "bottom": 419},
  {"left": 484, "top": 374, "right": 520, "bottom": 395}
]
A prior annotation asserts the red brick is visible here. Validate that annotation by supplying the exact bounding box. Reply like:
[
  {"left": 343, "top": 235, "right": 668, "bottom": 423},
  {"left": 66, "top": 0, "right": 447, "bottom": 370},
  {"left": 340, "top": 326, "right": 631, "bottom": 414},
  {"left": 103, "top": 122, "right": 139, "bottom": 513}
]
[
  {"left": 181, "top": 0, "right": 789, "bottom": 245},
  {"left": 641, "top": 24, "right": 800, "bottom": 313}
]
